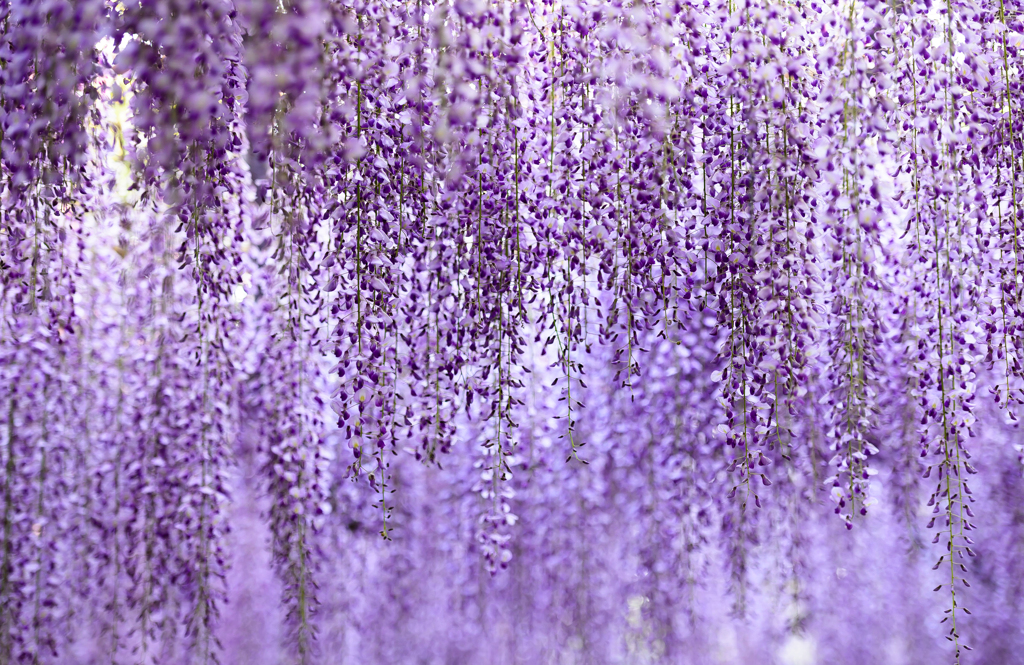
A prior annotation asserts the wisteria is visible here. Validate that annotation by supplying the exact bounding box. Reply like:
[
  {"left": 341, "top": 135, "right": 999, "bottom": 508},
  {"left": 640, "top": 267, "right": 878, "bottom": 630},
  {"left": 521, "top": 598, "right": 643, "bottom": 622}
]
[{"left": 1, "top": 0, "right": 1023, "bottom": 663}]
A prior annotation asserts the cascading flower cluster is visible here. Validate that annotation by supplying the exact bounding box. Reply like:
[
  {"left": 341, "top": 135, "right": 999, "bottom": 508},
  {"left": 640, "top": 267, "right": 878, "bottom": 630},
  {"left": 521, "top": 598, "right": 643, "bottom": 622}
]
[{"left": 0, "top": 0, "right": 1023, "bottom": 663}]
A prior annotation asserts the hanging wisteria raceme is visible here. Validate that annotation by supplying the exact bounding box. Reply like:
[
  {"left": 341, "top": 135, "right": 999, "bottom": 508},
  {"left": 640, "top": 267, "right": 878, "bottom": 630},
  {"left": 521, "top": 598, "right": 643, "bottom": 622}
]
[{"left": 1, "top": 0, "right": 1024, "bottom": 663}]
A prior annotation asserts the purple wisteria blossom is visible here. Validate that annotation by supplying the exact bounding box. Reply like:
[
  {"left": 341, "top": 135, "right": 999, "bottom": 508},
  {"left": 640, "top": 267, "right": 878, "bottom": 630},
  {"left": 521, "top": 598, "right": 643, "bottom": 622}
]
[{"left": 0, "top": 0, "right": 1023, "bottom": 663}]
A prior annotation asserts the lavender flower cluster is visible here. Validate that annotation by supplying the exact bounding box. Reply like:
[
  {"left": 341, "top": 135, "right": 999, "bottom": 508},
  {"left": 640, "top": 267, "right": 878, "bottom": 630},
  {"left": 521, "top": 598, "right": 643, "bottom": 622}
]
[{"left": 1, "top": 0, "right": 1023, "bottom": 663}]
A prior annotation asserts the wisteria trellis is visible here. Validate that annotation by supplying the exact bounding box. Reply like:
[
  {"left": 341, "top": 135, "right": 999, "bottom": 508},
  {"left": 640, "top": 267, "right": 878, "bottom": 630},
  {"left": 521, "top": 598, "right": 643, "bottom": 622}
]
[{"left": 0, "top": 0, "right": 1023, "bottom": 663}]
